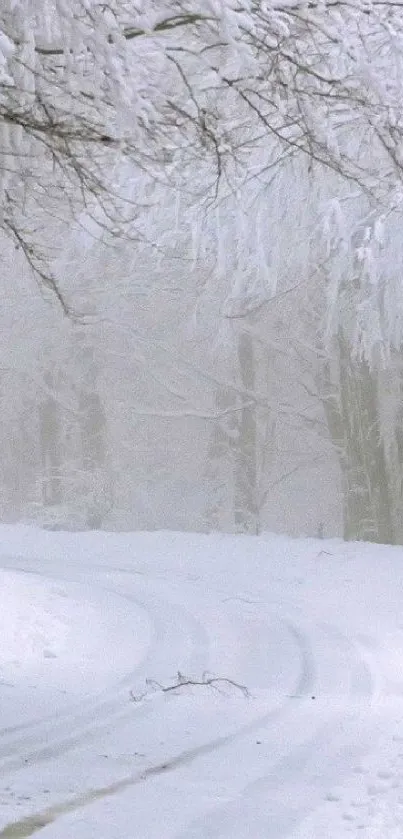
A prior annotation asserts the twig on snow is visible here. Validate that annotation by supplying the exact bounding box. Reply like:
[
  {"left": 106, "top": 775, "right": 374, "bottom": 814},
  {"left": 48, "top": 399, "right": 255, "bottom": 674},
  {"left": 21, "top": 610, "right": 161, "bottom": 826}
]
[{"left": 130, "top": 671, "right": 249, "bottom": 703}]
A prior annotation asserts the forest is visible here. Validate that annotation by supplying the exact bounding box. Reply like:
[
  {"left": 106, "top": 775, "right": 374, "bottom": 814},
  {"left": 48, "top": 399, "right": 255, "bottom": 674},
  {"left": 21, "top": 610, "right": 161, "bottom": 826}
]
[{"left": 1, "top": 0, "right": 403, "bottom": 543}]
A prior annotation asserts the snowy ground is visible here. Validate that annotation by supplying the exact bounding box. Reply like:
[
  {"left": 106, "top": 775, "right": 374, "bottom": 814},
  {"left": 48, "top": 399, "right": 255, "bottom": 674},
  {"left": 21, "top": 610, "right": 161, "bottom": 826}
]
[{"left": 0, "top": 527, "right": 403, "bottom": 837}]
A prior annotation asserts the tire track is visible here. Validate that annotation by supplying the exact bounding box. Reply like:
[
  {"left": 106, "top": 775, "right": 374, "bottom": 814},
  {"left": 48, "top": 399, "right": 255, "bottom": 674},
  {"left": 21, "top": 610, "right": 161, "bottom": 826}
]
[
  {"left": 0, "top": 618, "right": 318, "bottom": 838},
  {"left": 174, "top": 622, "right": 376, "bottom": 839},
  {"left": 0, "top": 569, "right": 210, "bottom": 776}
]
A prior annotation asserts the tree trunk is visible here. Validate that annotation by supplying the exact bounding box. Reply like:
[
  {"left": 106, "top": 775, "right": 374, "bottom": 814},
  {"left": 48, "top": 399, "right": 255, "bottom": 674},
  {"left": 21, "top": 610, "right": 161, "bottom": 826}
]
[
  {"left": 39, "top": 378, "right": 62, "bottom": 507},
  {"left": 205, "top": 331, "right": 259, "bottom": 535},
  {"left": 233, "top": 330, "right": 259, "bottom": 534},
  {"left": 320, "top": 334, "right": 394, "bottom": 544},
  {"left": 204, "top": 387, "right": 234, "bottom": 532},
  {"left": 78, "top": 351, "right": 107, "bottom": 529}
]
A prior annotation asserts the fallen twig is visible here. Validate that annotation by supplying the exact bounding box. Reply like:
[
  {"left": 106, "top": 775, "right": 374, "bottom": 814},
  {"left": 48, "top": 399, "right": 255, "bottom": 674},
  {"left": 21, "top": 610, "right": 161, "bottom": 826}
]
[{"left": 130, "top": 671, "right": 249, "bottom": 703}]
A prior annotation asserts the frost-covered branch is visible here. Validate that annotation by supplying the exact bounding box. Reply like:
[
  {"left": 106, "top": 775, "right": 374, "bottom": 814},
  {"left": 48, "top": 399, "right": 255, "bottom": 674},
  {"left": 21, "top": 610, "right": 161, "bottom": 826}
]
[
  {"left": 2, "top": 1, "right": 403, "bottom": 305},
  {"left": 33, "top": 13, "right": 214, "bottom": 55}
]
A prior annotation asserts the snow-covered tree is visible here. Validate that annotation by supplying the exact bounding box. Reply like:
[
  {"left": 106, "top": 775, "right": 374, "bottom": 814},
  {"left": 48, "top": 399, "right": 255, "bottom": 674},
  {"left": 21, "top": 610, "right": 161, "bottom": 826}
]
[
  {"left": 4, "top": 1, "right": 403, "bottom": 539},
  {"left": 2, "top": 0, "right": 403, "bottom": 308}
]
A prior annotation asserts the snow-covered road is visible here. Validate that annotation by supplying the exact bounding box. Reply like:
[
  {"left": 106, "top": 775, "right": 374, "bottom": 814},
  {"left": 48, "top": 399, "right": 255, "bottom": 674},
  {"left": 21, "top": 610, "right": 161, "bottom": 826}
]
[{"left": 0, "top": 527, "right": 403, "bottom": 837}]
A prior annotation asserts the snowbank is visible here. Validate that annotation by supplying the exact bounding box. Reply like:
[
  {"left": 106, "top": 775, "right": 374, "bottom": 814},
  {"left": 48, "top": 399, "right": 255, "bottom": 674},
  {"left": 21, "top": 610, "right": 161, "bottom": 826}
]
[{"left": 0, "top": 564, "right": 151, "bottom": 727}]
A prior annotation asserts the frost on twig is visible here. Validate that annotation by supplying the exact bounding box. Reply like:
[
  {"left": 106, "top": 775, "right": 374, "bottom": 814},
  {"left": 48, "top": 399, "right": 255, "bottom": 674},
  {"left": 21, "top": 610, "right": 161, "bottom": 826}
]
[{"left": 130, "top": 671, "right": 249, "bottom": 703}]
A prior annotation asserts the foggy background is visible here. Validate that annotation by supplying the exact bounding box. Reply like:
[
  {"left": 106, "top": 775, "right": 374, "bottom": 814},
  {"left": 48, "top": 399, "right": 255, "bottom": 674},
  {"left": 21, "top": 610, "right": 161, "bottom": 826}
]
[{"left": 3, "top": 155, "right": 399, "bottom": 543}]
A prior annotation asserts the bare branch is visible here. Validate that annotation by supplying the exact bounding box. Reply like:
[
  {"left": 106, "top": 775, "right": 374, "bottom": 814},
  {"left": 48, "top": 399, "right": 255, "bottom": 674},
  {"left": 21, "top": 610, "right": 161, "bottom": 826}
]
[{"left": 130, "top": 671, "right": 249, "bottom": 702}]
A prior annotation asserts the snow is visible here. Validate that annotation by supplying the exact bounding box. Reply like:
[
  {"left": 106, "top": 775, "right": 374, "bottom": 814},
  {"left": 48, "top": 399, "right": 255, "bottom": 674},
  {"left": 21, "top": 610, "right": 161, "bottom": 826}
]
[
  {"left": 0, "top": 527, "right": 403, "bottom": 837},
  {"left": 0, "top": 567, "right": 151, "bottom": 728},
  {"left": 0, "top": 29, "right": 14, "bottom": 86}
]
